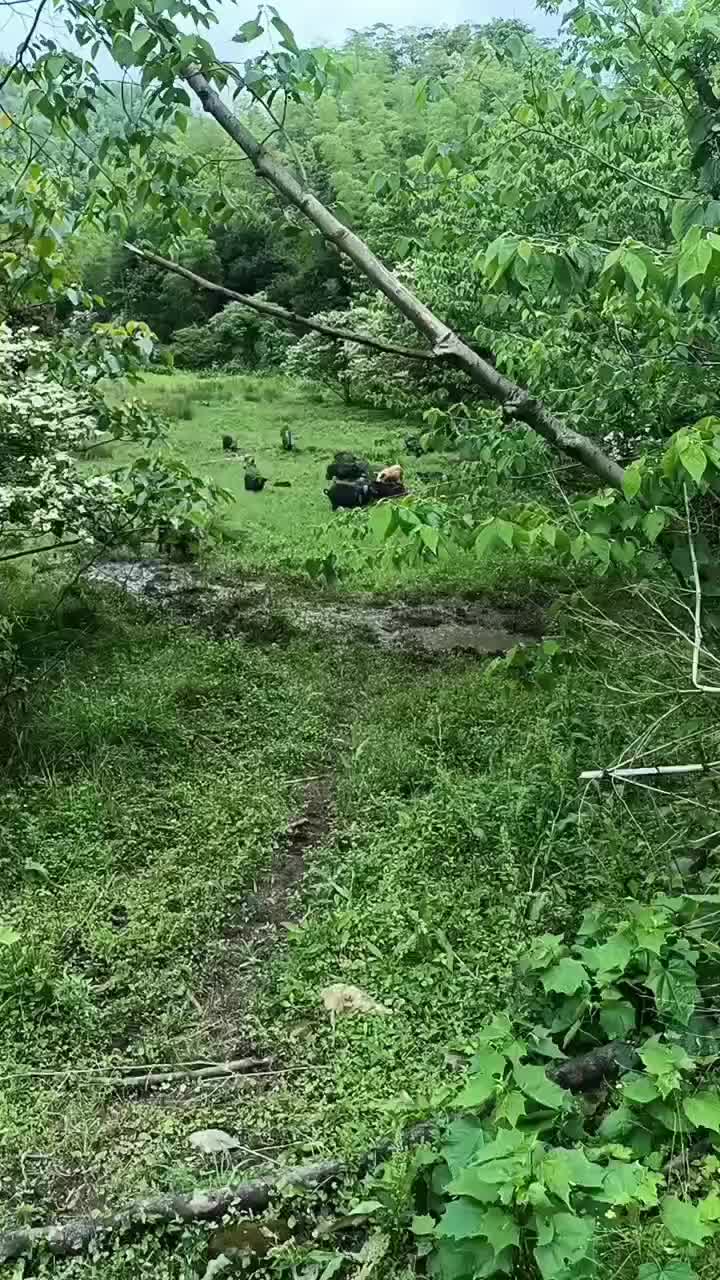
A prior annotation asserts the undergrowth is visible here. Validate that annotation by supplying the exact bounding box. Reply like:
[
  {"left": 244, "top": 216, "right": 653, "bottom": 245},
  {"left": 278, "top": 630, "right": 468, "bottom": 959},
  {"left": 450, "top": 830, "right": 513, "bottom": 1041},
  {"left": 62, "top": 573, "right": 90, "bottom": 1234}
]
[{"left": 2, "top": 380, "right": 720, "bottom": 1278}]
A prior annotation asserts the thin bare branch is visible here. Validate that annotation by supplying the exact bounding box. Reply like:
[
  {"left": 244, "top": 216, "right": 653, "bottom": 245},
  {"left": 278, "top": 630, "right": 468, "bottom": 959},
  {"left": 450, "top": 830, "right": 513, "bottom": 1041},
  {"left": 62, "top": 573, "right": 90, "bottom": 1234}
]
[{"left": 123, "top": 241, "right": 436, "bottom": 361}]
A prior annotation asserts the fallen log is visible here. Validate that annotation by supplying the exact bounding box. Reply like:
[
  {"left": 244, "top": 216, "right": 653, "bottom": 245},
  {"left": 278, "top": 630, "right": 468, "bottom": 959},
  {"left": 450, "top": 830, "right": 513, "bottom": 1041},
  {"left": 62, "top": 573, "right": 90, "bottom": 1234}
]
[
  {"left": 0, "top": 1125, "right": 435, "bottom": 1265},
  {"left": 0, "top": 1038, "right": 643, "bottom": 1266},
  {"left": 0, "top": 1161, "right": 344, "bottom": 1264}
]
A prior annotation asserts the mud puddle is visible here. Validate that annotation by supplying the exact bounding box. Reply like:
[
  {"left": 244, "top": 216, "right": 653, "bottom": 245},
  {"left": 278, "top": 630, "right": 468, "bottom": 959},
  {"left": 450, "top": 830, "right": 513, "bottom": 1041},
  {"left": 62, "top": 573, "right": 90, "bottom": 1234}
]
[{"left": 87, "top": 559, "right": 542, "bottom": 657}]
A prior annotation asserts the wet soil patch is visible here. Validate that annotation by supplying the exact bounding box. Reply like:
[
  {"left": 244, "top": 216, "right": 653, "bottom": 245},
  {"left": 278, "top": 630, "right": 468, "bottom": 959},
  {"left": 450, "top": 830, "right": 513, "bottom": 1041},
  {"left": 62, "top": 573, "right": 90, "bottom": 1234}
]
[{"left": 87, "top": 559, "right": 543, "bottom": 658}]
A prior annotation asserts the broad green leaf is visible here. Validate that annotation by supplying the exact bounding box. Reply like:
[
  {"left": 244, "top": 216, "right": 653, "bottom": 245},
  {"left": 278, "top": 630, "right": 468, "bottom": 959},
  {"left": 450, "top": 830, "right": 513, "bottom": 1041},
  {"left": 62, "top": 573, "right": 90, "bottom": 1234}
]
[
  {"left": 683, "top": 1090, "right": 720, "bottom": 1132},
  {"left": 638, "top": 1263, "right": 697, "bottom": 1280},
  {"left": 679, "top": 442, "right": 707, "bottom": 485},
  {"left": 472, "top": 1206, "right": 520, "bottom": 1256},
  {"left": 468, "top": 1049, "right": 506, "bottom": 1079},
  {"left": 598, "top": 1105, "right": 635, "bottom": 1140},
  {"left": 0, "top": 925, "right": 20, "bottom": 947},
  {"left": 271, "top": 14, "right": 299, "bottom": 51},
  {"left": 621, "top": 1074, "right": 659, "bottom": 1105},
  {"left": 44, "top": 54, "right": 67, "bottom": 78},
  {"left": 541, "top": 958, "right": 589, "bottom": 996},
  {"left": 440, "top": 1117, "right": 486, "bottom": 1176},
  {"left": 700, "top": 1191, "right": 720, "bottom": 1222},
  {"left": 623, "top": 250, "right": 647, "bottom": 290},
  {"left": 233, "top": 17, "right": 263, "bottom": 42},
  {"left": 533, "top": 1213, "right": 594, "bottom": 1280},
  {"left": 662, "top": 1195, "right": 714, "bottom": 1245},
  {"left": 521, "top": 934, "right": 566, "bottom": 972},
  {"left": 454, "top": 1073, "right": 499, "bottom": 1110},
  {"left": 672, "top": 196, "right": 706, "bottom": 242},
  {"left": 474, "top": 522, "right": 498, "bottom": 557},
  {"left": 642, "top": 509, "right": 667, "bottom": 544},
  {"left": 428, "top": 1239, "right": 498, "bottom": 1280},
  {"left": 561, "top": 1148, "right": 606, "bottom": 1188},
  {"left": 131, "top": 26, "right": 154, "bottom": 53},
  {"left": 495, "top": 519, "right": 515, "bottom": 549},
  {"left": 678, "top": 238, "right": 713, "bottom": 289},
  {"left": 513, "top": 1063, "right": 568, "bottom": 1111},
  {"left": 410, "top": 1215, "right": 435, "bottom": 1236},
  {"left": 464, "top": 1129, "right": 529, "bottom": 1165},
  {"left": 35, "top": 236, "right": 56, "bottom": 259},
  {"left": 368, "top": 502, "right": 396, "bottom": 540},
  {"left": 596, "top": 1161, "right": 660, "bottom": 1207},
  {"left": 645, "top": 959, "right": 698, "bottom": 1027},
  {"left": 436, "top": 1198, "right": 496, "bottom": 1239},
  {"left": 582, "top": 932, "right": 632, "bottom": 975},
  {"left": 419, "top": 525, "right": 440, "bottom": 555},
  {"left": 599, "top": 998, "right": 636, "bottom": 1039},
  {"left": 540, "top": 1152, "right": 571, "bottom": 1207},
  {"left": 493, "top": 1090, "right": 526, "bottom": 1128},
  {"left": 638, "top": 1039, "right": 691, "bottom": 1080},
  {"left": 446, "top": 1165, "right": 511, "bottom": 1203},
  {"left": 623, "top": 464, "right": 642, "bottom": 501}
]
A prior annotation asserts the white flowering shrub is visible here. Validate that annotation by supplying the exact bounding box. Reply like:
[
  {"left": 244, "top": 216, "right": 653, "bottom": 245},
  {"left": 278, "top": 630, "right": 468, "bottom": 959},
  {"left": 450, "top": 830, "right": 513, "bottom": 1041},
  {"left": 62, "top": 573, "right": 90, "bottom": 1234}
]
[
  {"left": 0, "top": 319, "right": 231, "bottom": 695},
  {"left": 0, "top": 320, "right": 230, "bottom": 559},
  {"left": 284, "top": 302, "right": 423, "bottom": 410}
]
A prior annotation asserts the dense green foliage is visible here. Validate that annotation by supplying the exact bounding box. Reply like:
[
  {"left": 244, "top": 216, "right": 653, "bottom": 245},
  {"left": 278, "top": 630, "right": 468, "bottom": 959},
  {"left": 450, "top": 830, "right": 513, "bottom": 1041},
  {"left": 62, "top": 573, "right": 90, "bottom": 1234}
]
[{"left": 4, "top": 1, "right": 720, "bottom": 1278}]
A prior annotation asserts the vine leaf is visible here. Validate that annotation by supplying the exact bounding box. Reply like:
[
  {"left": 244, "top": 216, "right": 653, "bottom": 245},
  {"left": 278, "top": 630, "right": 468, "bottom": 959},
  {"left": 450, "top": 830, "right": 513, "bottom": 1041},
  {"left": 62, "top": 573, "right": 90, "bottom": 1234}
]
[
  {"left": 533, "top": 1212, "right": 595, "bottom": 1280},
  {"left": 683, "top": 1090, "right": 720, "bottom": 1132},
  {"left": 436, "top": 1198, "right": 496, "bottom": 1239},
  {"left": 513, "top": 1063, "right": 568, "bottom": 1110},
  {"left": 638, "top": 1264, "right": 697, "bottom": 1280},
  {"left": 440, "top": 1117, "right": 486, "bottom": 1176},
  {"left": 662, "top": 1196, "right": 715, "bottom": 1246},
  {"left": 541, "top": 958, "right": 589, "bottom": 995}
]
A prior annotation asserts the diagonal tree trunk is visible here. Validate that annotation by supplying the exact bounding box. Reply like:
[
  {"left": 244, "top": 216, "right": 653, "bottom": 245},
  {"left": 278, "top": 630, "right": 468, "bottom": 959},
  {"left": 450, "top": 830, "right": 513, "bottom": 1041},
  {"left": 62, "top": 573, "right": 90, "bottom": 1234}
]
[{"left": 183, "top": 67, "right": 625, "bottom": 492}]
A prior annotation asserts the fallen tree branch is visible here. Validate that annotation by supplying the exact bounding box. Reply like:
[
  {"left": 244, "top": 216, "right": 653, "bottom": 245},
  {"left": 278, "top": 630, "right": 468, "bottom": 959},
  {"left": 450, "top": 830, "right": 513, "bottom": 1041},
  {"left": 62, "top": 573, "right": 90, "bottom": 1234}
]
[
  {"left": 182, "top": 66, "right": 626, "bottom": 493},
  {"left": 0, "top": 1161, "right": 344, "bottom": 1264},
  {"left": 0, "top": 1126, "right": 434, "bottom": 1265},
  {"left": 105, "top": 1056, "right": 273, "bottom": 1092},
  {"left": 123, "top": 243, "right": 436, "bottom": 363}
]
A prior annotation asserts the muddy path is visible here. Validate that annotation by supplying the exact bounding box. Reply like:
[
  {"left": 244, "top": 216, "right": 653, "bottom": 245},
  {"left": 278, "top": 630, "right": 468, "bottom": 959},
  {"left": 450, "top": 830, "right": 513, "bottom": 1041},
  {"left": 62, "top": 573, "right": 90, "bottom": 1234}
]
[{"left": 87, "top": 559, "right": 544, "bottom": 658}]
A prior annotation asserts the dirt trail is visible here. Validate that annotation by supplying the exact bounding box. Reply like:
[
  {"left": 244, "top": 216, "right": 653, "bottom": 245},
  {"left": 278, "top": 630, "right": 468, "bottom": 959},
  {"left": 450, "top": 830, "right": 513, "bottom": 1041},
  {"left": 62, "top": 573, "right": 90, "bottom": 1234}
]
[
  {"left": 199, "top": 777, "right": 335, "bottom": 1065},
  {"left": 87, "top": 559, "right": 543, "bottom": 657}
]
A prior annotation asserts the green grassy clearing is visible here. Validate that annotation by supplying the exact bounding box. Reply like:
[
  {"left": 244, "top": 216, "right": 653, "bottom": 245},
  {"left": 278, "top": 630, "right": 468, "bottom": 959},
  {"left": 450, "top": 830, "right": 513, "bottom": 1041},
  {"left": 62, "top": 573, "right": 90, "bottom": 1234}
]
[
  {"left": 103, "top": 371, "right": 415, "bottom": 580},
  {"left": 2, "top": 376, "right": 718, "bottom": 1277},
  {"left": 101, "top": 371, "right": 568, "bottom": 597}
]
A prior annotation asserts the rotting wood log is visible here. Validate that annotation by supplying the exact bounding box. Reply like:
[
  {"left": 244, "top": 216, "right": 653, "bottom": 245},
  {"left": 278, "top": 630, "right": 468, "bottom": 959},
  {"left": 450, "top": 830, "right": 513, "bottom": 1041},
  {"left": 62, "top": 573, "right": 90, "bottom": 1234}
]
[
  {"left": 0, "top": 1161, "right": 344, "bottom": 1265},
  {"left": 0, "top": 1125, "right": 435, "bottom": 1265},
  {"left": 547, "top": 1040, "right": 639, "bottom": 1092}
]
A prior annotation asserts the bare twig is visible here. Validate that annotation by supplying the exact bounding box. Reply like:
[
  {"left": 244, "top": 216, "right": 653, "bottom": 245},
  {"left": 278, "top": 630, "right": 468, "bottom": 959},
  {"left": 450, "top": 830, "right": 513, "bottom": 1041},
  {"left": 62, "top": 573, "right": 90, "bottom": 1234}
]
[{"left": 0, "top": 0, "right": 47, "bottom": 92}]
